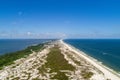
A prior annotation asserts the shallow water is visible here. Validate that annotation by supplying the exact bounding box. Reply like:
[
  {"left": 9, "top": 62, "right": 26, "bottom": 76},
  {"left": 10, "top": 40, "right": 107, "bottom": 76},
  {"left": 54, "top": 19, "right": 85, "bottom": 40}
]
[
  {"left": 0, "top": 39, "right": 52, "bottom": 55},
  {"left": 64, "top": 39, "right": 120, "bottom": 72}
]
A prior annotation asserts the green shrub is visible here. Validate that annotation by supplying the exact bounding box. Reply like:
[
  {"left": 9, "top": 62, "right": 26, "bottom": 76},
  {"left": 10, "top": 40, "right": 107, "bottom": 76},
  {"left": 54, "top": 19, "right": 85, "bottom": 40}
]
[{"left": 0, "top": 43, "right": 44, "bottom": 70}]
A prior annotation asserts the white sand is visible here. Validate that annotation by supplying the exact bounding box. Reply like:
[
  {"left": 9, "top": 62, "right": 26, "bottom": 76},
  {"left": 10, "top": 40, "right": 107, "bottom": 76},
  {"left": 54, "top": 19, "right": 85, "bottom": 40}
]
[
  {"left": 1, "top": 40, "right": 120, "bottom": 80},
  {"left": 60, "top": 40, "right": 120, "bottom": 80}
]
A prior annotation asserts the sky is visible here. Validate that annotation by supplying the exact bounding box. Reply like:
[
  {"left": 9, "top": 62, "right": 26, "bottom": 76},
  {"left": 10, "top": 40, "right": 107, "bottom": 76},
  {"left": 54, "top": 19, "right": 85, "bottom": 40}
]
[{"left": 0, "top": 0, "right": 120, "bottom": 39}]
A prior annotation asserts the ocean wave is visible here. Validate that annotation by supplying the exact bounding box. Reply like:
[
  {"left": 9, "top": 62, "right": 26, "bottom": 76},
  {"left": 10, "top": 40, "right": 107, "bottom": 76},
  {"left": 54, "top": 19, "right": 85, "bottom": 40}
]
[{"left": 102, "top": 52, "right": 120, "bottom": 60}]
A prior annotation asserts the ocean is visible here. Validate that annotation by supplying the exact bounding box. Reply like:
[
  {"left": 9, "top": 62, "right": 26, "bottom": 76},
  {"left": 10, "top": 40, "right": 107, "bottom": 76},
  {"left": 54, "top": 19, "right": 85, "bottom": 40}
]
[
  {"left": 0, "top": 39, "right": 52, "bottom": 55},
  {"left": 64, "top": 39, "right": 120, "bottom": 73}
]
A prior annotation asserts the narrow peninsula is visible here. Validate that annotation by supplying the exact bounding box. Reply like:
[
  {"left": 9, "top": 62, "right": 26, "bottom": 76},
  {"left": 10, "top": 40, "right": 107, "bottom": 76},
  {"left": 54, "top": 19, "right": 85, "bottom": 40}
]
[{"left": 0, "top": 40, "right": 120, "bottom": 80}]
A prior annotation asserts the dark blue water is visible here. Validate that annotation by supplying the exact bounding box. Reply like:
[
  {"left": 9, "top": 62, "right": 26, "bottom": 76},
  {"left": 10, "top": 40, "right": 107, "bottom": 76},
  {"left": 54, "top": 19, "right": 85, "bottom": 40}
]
[
  {"left": 0, "top": 39, "right": 52, "bottom": 55},
  {"left": 64, "top": 39, "right": 120, "bottom": 72}
]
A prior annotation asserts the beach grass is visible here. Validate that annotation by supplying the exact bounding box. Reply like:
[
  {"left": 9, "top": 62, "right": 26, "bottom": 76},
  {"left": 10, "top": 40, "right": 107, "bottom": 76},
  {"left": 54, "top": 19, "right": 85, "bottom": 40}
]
[
  {"left": 38, "top": 45, "right": 75, "bottom": 80},
  {"left": 81, "top": 70, "right": 93, "bottom": 79}
]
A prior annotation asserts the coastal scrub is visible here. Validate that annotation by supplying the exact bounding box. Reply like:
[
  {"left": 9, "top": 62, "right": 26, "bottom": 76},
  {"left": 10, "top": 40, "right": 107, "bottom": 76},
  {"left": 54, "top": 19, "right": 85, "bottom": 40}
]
[{"left": 0, "top": 44, "right": 44, "bottom": 70}]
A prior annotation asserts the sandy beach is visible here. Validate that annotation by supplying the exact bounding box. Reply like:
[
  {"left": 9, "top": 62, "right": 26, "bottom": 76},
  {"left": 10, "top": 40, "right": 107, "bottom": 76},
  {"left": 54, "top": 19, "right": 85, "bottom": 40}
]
[
  {"left": 60, "top": 40, "right": 120, "bottom": 80},
  {"left": 0, "top": 40, "right": 120, "bottom": 80}
]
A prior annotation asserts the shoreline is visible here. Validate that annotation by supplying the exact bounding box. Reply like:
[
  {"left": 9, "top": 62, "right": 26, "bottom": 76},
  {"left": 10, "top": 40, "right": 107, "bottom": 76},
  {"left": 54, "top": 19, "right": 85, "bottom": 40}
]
[
  {"left": 60, "top": 40, "right": 120, "bottom": 80},
  {"left": 0, "top": 39, "right": 53, "bottom": 55},
  {"left": 0, "top": 42, "right": 45, "bottom": 70},
  {"left": 1, "top": 40, "right": 120, "bottom": 79},
  {"left": 65, "top": 42, "right": 120, "bottom": 75}
]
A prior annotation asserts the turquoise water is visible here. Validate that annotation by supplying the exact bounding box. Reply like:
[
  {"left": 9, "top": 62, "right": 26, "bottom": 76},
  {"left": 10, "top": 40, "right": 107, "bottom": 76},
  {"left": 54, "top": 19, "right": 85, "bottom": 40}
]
[
  {"left": 0, "top": 39, "right": 52, "bottom": 55},
  {"left": 64, "top": 39, "right": 120, "bottom": 72}
]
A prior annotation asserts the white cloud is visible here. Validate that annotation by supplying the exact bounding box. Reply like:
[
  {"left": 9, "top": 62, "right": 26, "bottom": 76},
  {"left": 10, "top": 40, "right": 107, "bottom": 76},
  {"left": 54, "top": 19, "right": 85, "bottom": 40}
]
[
  {"left": 1, "top": 31, "right": 120, "bottom": 39},
  {"left": 0, "top": 33, "right": 9, "bottom": 37},
  {"left": 32, "top": 32, "right": 67, "bottom": 39},
  {"left": 27, "top": 32, "right": 32, "bottom": 36},
  {"left": 55, "top": 33, "right": 67, "bottom": 38},
  {"left": 1, "top": 32, "right": 67, "bottom": 39}
]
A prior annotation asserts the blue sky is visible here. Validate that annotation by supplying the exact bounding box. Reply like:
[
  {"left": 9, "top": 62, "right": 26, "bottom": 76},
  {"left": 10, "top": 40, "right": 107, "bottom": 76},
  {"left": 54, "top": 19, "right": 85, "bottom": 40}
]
[{"left": 0, "top": 0, "right": 120, "bottom": 39}]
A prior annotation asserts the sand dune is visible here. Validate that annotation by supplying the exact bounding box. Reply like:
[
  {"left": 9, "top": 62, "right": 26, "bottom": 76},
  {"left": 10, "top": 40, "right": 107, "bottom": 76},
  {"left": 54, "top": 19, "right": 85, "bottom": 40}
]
[{"left": 0, "top": 40, "right": 120, "bottom": 80}]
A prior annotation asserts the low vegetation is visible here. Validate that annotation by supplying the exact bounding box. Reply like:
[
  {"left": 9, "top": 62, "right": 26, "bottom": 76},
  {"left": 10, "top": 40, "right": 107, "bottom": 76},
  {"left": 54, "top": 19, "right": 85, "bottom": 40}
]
[
  {"left": 0, "top": 43, "right": 44, "bottom": 70},
  {"left": 66, "top": 52, "right": 81, "bottom": 66},
  {"left": 38, "top": 46, "right": 75, "bottom": 80},
  {"left": 0, "top": 42, "right": 94, "bottom": 79},
  {"left": 81, "top": 70, "right": 93, "bottom": 79}
]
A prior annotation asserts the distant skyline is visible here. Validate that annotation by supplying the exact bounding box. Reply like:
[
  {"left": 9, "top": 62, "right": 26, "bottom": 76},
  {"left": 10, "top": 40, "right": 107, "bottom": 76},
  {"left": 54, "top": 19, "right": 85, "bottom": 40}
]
[{"left": 0, "top": 0, "right": 120, "bottom": 39}]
